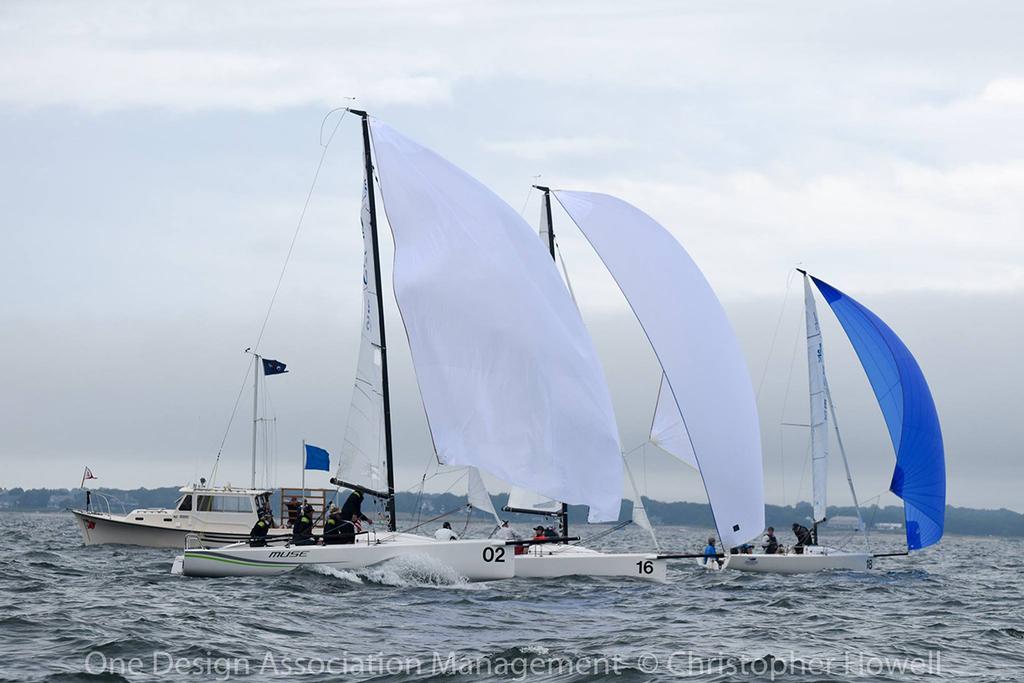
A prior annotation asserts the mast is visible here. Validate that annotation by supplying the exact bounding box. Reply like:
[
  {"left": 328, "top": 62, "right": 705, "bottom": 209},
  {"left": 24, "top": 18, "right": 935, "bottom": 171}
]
[
  {"left": 536, "top": 185, "right": 570, "bottom": 539},
  {"left": 799, "top": 270, "right": 828, "bottom": 541},
  {"left": 352, "top": 109, "right": 398, "bottom": 532},
  {"left": 251, "top": 352, "right": 259, "bottom": 489}
]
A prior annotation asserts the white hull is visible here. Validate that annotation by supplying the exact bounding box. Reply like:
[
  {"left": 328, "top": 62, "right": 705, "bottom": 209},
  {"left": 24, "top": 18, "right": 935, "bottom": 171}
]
[
  {"left": 72, "top": 510, "right": 293, "bottom": 549},
  {"left": 513, "top": 545, "right": 667, "bottom": 583},
  {"left": 177, "top": 534, "right": 515, "bottom": 582},
  {"left": 725, "top": 547, "right": 873, "bottom": 574}
]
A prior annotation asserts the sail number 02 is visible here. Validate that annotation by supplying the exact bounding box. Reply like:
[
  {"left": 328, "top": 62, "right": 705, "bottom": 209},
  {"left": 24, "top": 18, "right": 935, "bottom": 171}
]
[
  {"left": 482, "top": 547, "right": 506, "bottom": 563},
  {"left": 636, "top": 560, "right": 654, "bottom": 575}
]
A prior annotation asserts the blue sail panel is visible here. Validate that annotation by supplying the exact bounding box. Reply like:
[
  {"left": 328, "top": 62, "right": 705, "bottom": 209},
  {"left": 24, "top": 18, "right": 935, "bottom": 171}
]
[{"left": 811, "top": 277, "right": 945, "bottom": 550}]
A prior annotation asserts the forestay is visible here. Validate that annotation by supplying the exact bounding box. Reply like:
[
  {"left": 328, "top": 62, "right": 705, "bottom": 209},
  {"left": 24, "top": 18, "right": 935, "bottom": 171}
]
[
  {"left": 809, "top": 276, "right": 945, "bottom": 550},
  {"left": 368, "top": 120, "right": 623, "bottom": 522},
  {"left": 554, "top": 190, "right": 765, "bottom": 548}
]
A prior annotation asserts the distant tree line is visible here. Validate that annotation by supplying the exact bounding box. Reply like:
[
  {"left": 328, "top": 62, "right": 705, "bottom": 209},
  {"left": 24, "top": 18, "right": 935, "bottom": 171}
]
[{"left": 2, "top": 486, "right": 1021, "bottom": 537}]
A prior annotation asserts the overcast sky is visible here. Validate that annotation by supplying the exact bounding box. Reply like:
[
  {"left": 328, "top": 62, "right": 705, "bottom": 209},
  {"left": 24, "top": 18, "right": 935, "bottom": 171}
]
[{"left": 1, "top": 1, "right": 1021, "bottom": 512}]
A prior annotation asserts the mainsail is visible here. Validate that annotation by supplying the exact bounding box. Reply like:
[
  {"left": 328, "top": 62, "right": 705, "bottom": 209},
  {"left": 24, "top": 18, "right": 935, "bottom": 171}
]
[
  {"left": 336, "top": 179, "right": 386, "bottom": 491},
  {"left": 554, "top": 190, "right": 765, "bottom": 549},
  {"left": 804, "top": 275, "right": 829, "bottom": 523},
  {"left": 809, "top": 276, "right": 945, "bottom": 550},
  {"left": 367, "top": 120, "right": 624, "bottom": 522}
]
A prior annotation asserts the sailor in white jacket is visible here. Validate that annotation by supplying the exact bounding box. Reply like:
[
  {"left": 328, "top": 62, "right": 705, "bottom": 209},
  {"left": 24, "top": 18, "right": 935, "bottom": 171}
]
[{"left": 434, "top": 521, "right": 459, "bottom": 541}]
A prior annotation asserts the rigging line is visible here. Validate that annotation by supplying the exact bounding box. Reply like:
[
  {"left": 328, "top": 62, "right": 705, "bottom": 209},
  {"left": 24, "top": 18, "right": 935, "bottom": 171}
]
[
  {"left": 253, "top": 109, "right": 348, "bottom": 353},
  {"left": 518, "top": 176, "right": 541, "bottom": 216},
  {"left": 209, "top": 108, "right": 348, "bottom": 475},
  {"left": 777, "top": 310, "right": 804, "bottom": 507},
  {"left": 756, "top": 268, "right": 798, "bottom": 401},
  {"left": 211, "top": 357, "right": 253, "bottom": 476}
]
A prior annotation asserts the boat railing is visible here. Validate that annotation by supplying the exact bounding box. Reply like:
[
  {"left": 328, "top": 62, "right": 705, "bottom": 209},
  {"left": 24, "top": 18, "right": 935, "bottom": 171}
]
[
  {"left": 85, "top": 490, "right": 126, "bottom": 516},
  {"left": 184, "top": 533, "right": 205, "bottom": 551}
]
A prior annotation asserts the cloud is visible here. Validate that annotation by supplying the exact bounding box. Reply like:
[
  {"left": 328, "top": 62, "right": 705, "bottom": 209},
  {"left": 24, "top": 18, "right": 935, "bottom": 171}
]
[{"left": 980, "top": 78, "right": 1024, "bottom": 105}]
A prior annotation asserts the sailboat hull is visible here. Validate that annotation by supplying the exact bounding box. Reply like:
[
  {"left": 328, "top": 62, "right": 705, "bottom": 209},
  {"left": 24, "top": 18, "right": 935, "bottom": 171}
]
[
  {"left": 514, "top": 546, "right": 667, "bottom": 583},
  {"left": 177, "top": 535, "right": 514, "bottom": 582},
  {"left": 725, "top": 547, "right": 872, "bottom": 574}
]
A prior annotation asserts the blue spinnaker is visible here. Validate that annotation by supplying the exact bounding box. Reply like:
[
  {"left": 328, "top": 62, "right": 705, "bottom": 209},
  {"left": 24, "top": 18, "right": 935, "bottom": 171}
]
[{"left": 811, "top": 276, "right": 945, "bottom": 550}]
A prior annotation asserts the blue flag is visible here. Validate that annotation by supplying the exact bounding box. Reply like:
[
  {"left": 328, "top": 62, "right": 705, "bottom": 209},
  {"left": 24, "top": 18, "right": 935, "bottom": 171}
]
[
  {"left": 262, "top": 358, "right": 288, "bottom": 376},
  {"left": 304, "top": 444, "right": 330, "bottom": 471}
]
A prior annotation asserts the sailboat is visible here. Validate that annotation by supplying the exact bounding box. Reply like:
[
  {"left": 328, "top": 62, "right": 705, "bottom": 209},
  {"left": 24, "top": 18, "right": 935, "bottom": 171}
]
[
  {"left": 511, "top": 189, "right": 766, "bottom": 576},
  {"left": 178, "top": 111, "right": 626, "bottom": 580},
  {"left": 725, "top": 270, "right": 945, "bottom": 574},
  {"left": 499, "top": 188, "right": 666, "bottom": 583}
]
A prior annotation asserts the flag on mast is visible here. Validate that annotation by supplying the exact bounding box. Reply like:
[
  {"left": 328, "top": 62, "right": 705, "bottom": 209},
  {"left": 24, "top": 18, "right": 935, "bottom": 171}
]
[
  {"left": 80, "top": 467, "right": 97, "bottom": 488},
  {"left": 262, "top": 358, "right": 288, "bottom": 376},
  {"left": 304, "top": 444, "right": 330, "bottom": 471}
]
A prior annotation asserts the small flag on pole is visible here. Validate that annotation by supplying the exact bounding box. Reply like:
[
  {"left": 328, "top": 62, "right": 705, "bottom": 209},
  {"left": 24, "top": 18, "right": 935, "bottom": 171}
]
[
  {"left": 304, "top": 444, "right": 330, "bottom": 471},
  {"left": 262, "top": 358, "right": 288, "bottom": 376},
  {"left": 80, "top": 467, "right": 97, "bottom": 488}
]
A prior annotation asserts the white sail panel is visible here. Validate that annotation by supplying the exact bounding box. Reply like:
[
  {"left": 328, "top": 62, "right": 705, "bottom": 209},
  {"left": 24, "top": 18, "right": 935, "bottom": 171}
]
[
  {"left": 624, "top": 455, "right": 659, "bottom": 550},
  {"left": 507, "top": 486, "right": 562, "bottom": 513},
  {"left": 649, "top": 374, "right": 698, "bottom": 470},
  {"left": 466, "top": 467, "right": 501, "bottom": 525},
  {"left": 368, "top": 120, "right": 623, "bottom": 522},
  {"left": 554, "top": 190, "right": 765, "bottom": 548},
  {"left": 804, "top": 275, "right": 829, "bottom": 523},
  {"left": 336, "top": 179, "right": 385, "bottom": 489}
]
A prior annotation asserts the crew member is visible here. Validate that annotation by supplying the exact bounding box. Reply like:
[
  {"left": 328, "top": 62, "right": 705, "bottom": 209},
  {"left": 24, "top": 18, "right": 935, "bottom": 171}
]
[
  {"left": 285, "top": 496, "right": 301, "bottom": 528},
  {"left": 763, "top": 527, "right": 779, "bottom": 555},
  {"left": 500, "top": 520, "right": 526, "bottom": 555},
  {"left": 434, "top": 521, "right": 459, "bottom": 541},
  {"left": 323, "top": 506, "right": 348, "bottom": 545},
  {"left": 292, "top": 504, "right": 316, "bottom": 546},
  {"left": 249, "top": 514, "right": 271, "bottom": 547},
  {"left": 532, "top": 525, "right": 547, "bottom": 541},
  {"left": 703, "top": 537, "right": 723, "bottom": 568},
  {"left": 792, "top": 522, "right": 814, "bottom": 553},
  {"left": 339, "top": 490, "right": 373, "bottom": 531}
]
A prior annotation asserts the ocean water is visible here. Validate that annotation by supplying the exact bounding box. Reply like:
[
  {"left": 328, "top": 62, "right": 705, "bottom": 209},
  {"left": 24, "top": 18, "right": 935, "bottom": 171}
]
[{"left": 0, "top": 512, "right": 1021, "bottom": 682}]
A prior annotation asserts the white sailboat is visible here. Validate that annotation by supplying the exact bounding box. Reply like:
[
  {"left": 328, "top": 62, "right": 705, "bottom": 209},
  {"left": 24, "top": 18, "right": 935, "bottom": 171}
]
[
  {"left": 179, "top": 112, "right": 625, "bottom": 580},
  {"left": 501, "top": 189, "right": 665, "bottom": 583},
  {"left": 508, "top": 189, "right": 766, "bottom": 580},
  {"left": 725, "top": 270, "right": 946, "bottom": 574}
]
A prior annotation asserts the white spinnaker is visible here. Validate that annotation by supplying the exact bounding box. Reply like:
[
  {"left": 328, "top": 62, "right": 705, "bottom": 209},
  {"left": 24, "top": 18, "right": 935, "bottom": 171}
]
[
  {"left": 649, "top": 374, "right": 698, "bottom": 470},
  {"left": 503, "top": 196, "right": 565, "bottom": 516},
  {"left": 466, "top": 467, "right": 501, "bottom": 525},
  {"left": 335, "top": 176, "right": 385, "bottom": 490},
  {"left": 368, "top": 120, "right": 623, "bottom": 522},
  {"left": 804, "top": 275, "right": 829, "bottom": 523},
  {"left": 554, "top": 190, "right": 765, "bottom": 548}
]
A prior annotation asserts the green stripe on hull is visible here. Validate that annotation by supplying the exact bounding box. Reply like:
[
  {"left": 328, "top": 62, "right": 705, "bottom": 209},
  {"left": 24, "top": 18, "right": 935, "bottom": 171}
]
[{"left": 185, "top": 552, "right": 299, "bottom": 569}]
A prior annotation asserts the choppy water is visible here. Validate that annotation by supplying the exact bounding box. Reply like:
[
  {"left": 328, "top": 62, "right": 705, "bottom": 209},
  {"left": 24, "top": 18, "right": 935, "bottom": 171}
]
[{"left": 0, "top": 512, "right": 1021, "bottom": 682}]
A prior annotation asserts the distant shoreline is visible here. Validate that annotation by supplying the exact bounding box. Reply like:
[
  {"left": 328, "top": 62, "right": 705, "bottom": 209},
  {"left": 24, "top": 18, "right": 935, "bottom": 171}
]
[{"left": 3, "top": 486, "right": 1022, "bottom": 538}]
